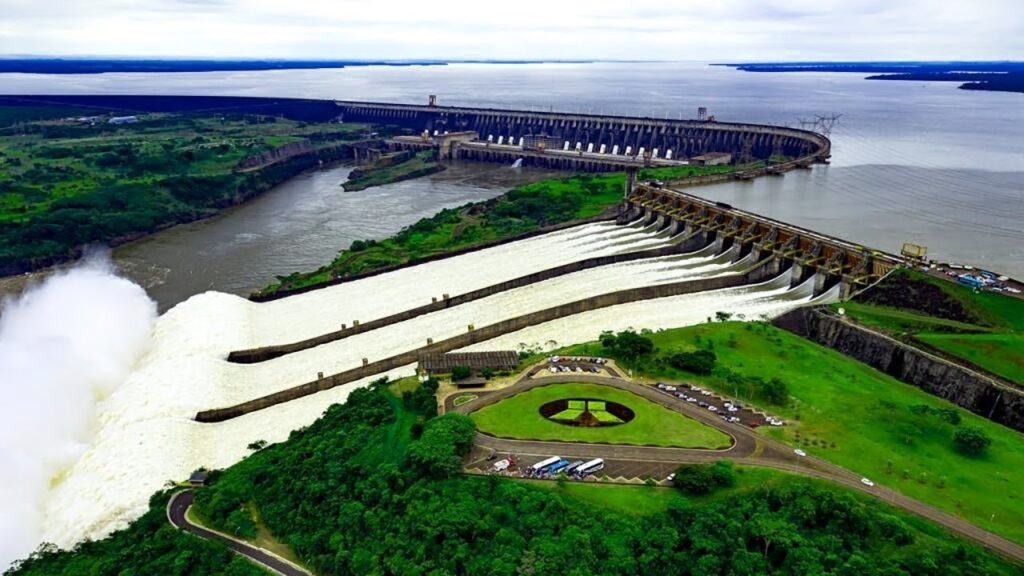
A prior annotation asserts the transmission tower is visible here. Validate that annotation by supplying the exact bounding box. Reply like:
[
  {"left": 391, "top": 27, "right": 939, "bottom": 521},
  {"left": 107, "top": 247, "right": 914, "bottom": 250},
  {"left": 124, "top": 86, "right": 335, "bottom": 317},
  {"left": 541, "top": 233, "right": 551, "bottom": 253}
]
[{"left": 814, "top": 113, "right": 842, "bottom": 137}]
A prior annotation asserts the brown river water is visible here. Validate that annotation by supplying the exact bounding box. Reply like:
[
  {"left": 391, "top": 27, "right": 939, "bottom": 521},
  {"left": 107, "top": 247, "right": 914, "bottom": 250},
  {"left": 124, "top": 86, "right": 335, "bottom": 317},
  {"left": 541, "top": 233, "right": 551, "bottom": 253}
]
[{"left": 0, "top": 162, "right": 560, "bottom": 311}]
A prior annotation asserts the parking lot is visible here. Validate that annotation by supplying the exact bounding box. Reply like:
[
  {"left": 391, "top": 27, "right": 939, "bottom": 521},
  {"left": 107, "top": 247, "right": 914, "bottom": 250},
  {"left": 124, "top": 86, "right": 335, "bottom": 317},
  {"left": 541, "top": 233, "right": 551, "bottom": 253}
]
[{"left": 651, "top": 381, "right": 784, "bottom": 429}]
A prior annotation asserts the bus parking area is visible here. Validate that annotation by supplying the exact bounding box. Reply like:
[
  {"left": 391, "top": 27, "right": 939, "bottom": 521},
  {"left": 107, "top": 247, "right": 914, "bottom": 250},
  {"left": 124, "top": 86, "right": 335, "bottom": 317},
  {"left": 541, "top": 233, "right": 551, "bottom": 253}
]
[{"left": 465, "top": 449, "right": 680, "bottom": 484}]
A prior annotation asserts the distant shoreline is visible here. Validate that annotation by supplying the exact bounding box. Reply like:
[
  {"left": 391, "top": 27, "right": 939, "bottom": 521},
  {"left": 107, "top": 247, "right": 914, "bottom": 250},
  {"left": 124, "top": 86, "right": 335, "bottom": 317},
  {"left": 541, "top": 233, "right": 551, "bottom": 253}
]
[
  {"left": 0, "top": 58, "right": 597, "bottom": 75},
  {"left": 715, "top": 61, "right": 1024, "bottom": 94}
]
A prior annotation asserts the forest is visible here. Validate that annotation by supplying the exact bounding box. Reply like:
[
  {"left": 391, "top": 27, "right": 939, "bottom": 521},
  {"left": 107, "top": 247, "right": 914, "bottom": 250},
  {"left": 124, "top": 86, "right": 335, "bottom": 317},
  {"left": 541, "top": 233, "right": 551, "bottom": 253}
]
[
  {"left": 8, "top": 376, "right": 1017, "bottom": 576},
  {"left": 0, "top": 107, "right": 365, "bottom": 275}
]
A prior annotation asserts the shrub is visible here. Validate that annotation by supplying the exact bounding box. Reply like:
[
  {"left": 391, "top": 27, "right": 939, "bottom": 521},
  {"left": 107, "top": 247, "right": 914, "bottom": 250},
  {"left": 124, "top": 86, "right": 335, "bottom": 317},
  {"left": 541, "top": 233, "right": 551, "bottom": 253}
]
[
  {"left": 953, "top": 426, "right": 991, "bottom": 456},
  {"left": 667, "top": 349, "right": 717, "bottom": 374},
  {"left": 451, "top": 365, "right": 472, "bottom": 381}
]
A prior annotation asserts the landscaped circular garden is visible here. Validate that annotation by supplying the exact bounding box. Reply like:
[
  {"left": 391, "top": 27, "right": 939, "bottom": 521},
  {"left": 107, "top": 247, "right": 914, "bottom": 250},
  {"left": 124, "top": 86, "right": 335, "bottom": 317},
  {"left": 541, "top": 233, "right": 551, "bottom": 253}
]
[
  {"left": 470, "top": 382, "right": 732, "bottom": 449},
  {"left": 540, "top": 398, "right": 635, "bottom": 427}
]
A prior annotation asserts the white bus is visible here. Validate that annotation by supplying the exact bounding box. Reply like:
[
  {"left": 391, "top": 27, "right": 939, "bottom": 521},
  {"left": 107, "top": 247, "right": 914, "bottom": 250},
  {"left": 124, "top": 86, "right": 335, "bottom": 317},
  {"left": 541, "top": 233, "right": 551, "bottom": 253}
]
[
  {"left": 576, "top": 458, "right": 605, "bottom": 476},
  {"left": 531, "top": 456, "right": 561, "bottom": 471}
]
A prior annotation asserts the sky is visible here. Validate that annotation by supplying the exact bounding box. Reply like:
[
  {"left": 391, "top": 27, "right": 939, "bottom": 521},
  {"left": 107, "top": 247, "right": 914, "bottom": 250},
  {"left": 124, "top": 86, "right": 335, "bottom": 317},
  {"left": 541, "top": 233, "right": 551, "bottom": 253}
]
[{"left": 0, "top": 0, "right": 1021, "bottom": 61}]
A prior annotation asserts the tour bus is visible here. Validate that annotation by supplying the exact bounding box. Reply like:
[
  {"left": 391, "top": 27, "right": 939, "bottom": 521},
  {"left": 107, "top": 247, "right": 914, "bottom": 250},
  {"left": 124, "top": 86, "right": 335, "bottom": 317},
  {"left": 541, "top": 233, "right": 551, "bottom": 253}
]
[
  {"left": 547, "top": 459, "right": 572, "bottom": 475},
  {"left": 531, "top": 456, "right": 561, "bottom": 471},
  {"left": 564, "top": 460, "right": 585, "bottom": 474},
  {"left": 575, "top": 458, "right": 605, "bottom": 477}
]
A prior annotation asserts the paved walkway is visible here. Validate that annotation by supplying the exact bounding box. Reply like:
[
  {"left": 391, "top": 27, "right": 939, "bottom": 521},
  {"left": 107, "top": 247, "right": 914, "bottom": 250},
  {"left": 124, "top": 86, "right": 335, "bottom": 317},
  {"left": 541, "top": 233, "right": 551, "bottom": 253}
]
[
  {"left": 167, "top": 491, "right": 312, "bottom": 576},
  {"left": 455, "top": 370, "right": 1024, "bottom": 563}
]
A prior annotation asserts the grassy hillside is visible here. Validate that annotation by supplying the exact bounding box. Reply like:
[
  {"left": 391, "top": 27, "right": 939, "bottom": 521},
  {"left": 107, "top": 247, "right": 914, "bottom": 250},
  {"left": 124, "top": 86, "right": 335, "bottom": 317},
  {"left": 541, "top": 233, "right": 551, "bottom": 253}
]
[
  {"left": 553, "top": 321, "right": 1024, "bottom": 544},
  {"left": 838, "top": 269, "right": 1024, "bottom": 384},
  {"left": 261, "top": 164, "right": 735, "bottom": 295},
  {"left": 0, "top": 106, "right": 366, "bottom": 274}
]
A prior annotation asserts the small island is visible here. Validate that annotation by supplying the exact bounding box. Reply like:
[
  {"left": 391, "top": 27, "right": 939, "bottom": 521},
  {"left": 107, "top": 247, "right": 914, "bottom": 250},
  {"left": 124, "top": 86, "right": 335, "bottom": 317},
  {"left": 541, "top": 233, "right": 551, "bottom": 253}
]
[{"left": 342, "top": 149, "right": 444, "bottom": 192}]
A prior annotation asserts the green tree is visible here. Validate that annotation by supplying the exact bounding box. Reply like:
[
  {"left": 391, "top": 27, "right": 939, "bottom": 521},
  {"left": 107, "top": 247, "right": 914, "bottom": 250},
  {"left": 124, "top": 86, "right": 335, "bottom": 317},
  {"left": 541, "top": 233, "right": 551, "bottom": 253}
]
[
  {"left": 600, "top": 330, "right": 654, "bottom": 362},
  {"left": 761, "top": 377, "right": 789, "bottom": 405}
]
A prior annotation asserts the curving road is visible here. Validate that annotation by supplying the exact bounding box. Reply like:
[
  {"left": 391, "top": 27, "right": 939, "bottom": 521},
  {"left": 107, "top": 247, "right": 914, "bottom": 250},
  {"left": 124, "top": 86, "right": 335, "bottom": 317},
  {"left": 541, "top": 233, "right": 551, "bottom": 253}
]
[
  {"left": 167, "top": 490, "right": 312, "bottom": 576},
  {"left": 454, "top": 371, "right": 1024, "bottom": 563}
]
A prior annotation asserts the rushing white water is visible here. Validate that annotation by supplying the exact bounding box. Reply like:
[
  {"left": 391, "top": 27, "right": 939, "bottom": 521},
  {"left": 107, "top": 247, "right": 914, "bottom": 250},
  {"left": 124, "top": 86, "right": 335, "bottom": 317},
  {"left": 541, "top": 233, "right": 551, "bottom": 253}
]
[
  {"left": 248, "top": 221, "right": 669, "bottom": 346},
  {"left": 30, "top": 223, "right": 819, "bottom": 559},
  {"left": 460, "top": 271, "right": 816, "bottom": 354},
  {"left": 0, "top": 255, "right": 157, "bottom": 570}
]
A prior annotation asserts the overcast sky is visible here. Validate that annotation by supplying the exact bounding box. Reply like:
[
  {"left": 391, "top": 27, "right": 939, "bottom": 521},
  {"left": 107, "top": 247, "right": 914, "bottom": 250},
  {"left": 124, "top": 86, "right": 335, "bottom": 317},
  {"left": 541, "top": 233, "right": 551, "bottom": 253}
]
[{"left": 1, "top": 0, "right": 1021, "bottom": 61}]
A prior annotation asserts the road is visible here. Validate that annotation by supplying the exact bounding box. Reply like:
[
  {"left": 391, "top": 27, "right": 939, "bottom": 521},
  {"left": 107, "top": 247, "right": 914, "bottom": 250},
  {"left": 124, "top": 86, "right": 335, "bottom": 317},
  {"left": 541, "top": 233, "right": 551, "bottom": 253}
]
[
  {"left": 167, "top": 490, "right": 312, "bottom": 576},
  {"left": 453, "top": 369, "right": 1024, "bottom": 563}
]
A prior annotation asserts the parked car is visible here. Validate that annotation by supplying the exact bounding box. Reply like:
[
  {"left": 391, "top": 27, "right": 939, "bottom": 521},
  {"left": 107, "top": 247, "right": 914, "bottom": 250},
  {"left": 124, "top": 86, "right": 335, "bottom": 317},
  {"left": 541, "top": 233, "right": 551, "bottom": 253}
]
[{"left": 860, "top": 477, "right": 875, "bottom": 487}]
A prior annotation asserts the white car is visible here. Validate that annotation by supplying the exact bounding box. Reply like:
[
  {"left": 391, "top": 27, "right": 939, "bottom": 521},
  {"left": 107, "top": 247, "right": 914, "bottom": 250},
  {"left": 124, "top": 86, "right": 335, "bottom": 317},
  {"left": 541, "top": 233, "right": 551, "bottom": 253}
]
[
  {"left": 666, "top": 386, "right": 677, "bottom": 392},
  {"left": 708, "top": 406, "right": 718, "bottom": 412},
  {"left": 794, "top": 449, "right": 807, "bottom": 457},
  {"left": 860, "top": 477, "right": 874, "bottom": 487},
  {"left": 686, "top": 397, "right": 698, "bottom": 403},
  {"left": 667, "top": 473, "right": 676, "bottom": 482}
]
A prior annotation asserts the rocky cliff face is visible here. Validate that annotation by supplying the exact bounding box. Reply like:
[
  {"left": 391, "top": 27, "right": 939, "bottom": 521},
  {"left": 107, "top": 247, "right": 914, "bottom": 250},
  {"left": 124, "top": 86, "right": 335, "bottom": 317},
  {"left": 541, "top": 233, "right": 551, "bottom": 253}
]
[
  {"left": 237, "top": 139, "right": 315, "bottom": 170},
  {"left": 774, "top": 307, "right": 1024, "bottom": 432}
]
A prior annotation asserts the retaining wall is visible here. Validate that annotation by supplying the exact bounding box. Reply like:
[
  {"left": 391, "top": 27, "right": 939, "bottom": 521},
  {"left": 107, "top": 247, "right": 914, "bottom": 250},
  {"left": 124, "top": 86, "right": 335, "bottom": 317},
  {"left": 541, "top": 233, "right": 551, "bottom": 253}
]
[{"left": 773, "top": 307, "right": 1024, "bottom": 432}]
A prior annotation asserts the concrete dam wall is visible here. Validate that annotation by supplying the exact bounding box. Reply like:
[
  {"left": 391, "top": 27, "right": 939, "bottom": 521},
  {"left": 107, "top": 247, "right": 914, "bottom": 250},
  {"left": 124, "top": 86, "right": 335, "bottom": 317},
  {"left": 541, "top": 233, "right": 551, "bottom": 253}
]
[
  {"left": 336, "top": 100, "right": 831, "bottom": 164},
  {"left": 773, "top": 307, "right": 1024, "bottom": 433}
]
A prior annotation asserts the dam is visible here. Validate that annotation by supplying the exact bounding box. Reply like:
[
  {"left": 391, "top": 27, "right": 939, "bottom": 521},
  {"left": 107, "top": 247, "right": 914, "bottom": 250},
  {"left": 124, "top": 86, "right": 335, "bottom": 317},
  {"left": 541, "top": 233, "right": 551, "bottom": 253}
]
[
  {"left": 33, "top": 100, "right": 903, "bottom": 555},
  {"left": 337, "top": 98, "right": 831, "bottom": 172}
]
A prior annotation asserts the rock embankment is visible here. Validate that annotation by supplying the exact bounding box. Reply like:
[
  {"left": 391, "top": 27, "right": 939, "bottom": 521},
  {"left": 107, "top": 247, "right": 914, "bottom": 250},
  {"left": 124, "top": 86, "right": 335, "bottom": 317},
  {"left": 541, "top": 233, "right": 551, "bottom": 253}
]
[
  {"left": 237, "top": 140, "right": 315, "bottom": 170},
  {"left": 773, "top": 307, "right": 1024, "bottom": 432}
]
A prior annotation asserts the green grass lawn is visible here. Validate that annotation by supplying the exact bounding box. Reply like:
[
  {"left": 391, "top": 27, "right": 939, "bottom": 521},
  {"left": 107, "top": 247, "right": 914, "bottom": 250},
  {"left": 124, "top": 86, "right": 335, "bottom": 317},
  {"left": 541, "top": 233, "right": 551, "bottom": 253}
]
[
  {"left": 470, "top": 382, "right": 731, "bottom": 448},
  {"left": 837, "top": 270, "right": 1023, "bottom": 384},
  {"left": 591, "top": 410, "right": 624, "bottom": 423},
  {"left": 553, "top": 322, "right": 1024, "bottom": 545},
  {"left": 838, "top": 301, "right": 993, "bottom": 334},
  {"left": 551, "top": 408, "right": 584, "bottom": 421},
  {"left": 917, "top": 332, "right": 1024, "bottom": 383}
]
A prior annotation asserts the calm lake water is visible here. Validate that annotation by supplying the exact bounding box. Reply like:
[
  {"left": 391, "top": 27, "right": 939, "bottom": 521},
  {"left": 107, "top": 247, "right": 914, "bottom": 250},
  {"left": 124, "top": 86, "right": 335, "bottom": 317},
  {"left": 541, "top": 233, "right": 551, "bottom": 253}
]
[{"left": 2, "top": 62, "right": 1021, "bottom": 307}]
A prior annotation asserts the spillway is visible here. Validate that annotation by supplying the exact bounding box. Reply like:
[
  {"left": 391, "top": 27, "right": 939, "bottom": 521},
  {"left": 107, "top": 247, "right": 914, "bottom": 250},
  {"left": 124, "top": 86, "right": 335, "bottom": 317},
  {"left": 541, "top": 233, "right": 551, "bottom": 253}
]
[
  {"left": 37, "top": 220, "right": 824, "bottom": 552},
  {"left": 247, "top": 220, "right": 670, "bottom": 347}
]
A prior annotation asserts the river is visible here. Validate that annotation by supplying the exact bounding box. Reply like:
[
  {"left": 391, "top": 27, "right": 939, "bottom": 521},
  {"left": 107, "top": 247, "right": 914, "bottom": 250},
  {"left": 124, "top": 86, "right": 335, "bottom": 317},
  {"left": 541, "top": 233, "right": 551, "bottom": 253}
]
[
  {"left": 0, "top": 161, "right": 559, "bottom": 310},
  {"left": 1, "top": 62, "right": 1021, "bottom": 306}
]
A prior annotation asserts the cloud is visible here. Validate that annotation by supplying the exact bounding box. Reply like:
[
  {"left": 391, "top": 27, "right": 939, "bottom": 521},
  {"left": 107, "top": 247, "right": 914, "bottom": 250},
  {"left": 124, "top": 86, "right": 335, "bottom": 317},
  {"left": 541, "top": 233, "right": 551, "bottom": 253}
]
[{"left": 0, "top": 1, "right": 1020, "bottom": 65}]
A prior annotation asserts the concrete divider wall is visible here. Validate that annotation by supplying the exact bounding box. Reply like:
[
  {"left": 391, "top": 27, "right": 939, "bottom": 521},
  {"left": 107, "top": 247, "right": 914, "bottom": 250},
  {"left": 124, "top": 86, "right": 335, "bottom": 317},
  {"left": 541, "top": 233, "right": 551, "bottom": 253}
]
[
  {"left": 251, "top": 211, "right": 621, "bottom": 302},
  {"left": 198, "top": 270, "right": 758, "bottom": 422},
  {"left": 229, "top": 239, "right": 710, "bottom": 363},
  {"left": 773, "top": 307, "right": 1024, "bottom": 433}
]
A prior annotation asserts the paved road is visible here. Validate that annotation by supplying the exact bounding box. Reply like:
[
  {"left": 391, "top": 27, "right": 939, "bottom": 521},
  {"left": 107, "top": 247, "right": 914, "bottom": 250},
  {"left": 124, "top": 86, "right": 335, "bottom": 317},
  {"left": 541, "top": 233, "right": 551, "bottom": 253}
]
[
  {"left": 167, "top": 490, "right": 312, "bottom": 576},
  {"left": 456, "top": 371, "right": 1024, "bottom": 563}
]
